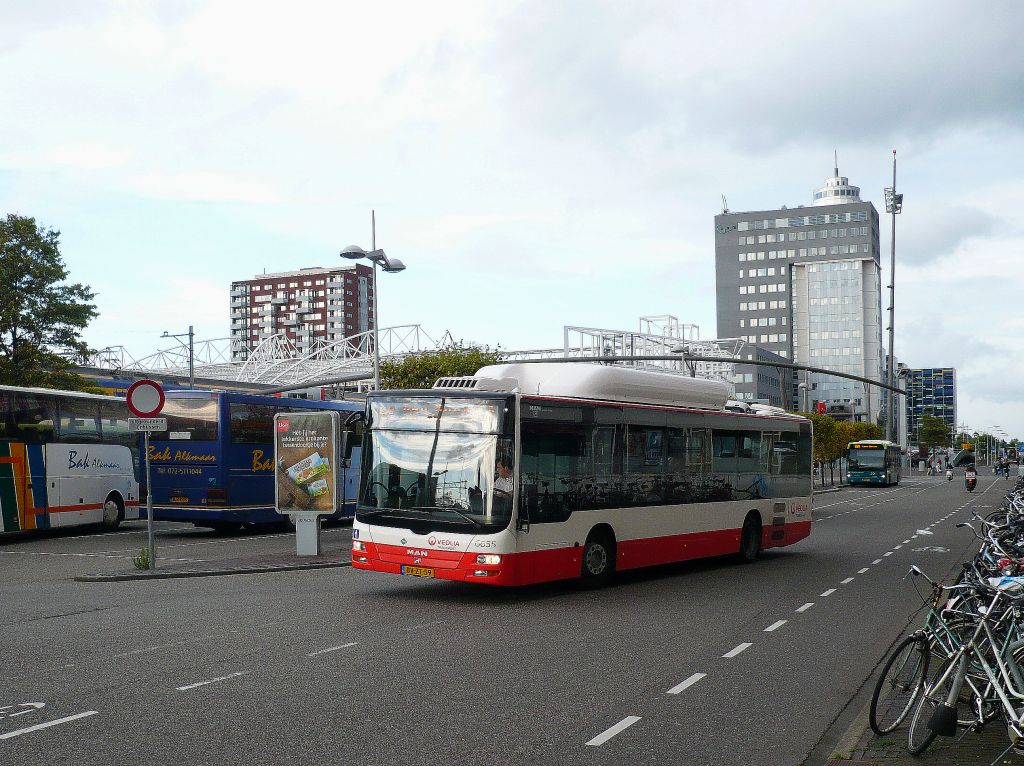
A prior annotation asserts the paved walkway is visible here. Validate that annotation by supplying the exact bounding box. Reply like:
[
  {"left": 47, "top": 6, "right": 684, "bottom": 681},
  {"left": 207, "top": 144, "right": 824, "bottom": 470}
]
[{"left": 829, "top": 711, "right": 1017, "bottom": 765}]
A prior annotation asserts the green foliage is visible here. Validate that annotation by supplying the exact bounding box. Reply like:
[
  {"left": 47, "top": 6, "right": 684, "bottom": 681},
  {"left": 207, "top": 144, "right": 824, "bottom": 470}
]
[
  {"left": 0, "top": 214, "right": 98, "bottom": 391},
  {"left": 133, "top": 545, "right": 150, "bottom": 570},
  {"left": 379, "top": 343, "right": 503, "bottom": 390},
  {"left": 918, "top": 414, "right": 951, "bottom": 453}
]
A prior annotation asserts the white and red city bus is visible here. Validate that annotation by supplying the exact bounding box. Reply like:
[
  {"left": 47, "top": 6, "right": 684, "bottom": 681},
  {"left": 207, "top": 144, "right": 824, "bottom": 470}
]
[{"left": 351, "top": 363, "right": 813, "bottom": 586}]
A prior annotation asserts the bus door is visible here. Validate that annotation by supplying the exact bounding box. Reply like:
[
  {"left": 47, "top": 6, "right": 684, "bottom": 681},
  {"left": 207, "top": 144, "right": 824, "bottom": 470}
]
[{"left": 4, "top": 394, "right": 55, "bottom": 531}]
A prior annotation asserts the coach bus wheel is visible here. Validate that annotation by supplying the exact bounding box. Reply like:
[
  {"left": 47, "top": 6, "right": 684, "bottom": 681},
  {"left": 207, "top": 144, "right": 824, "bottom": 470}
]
[
  {"left": 101, "top": 495, "right": 123, "bottom": 530},
  {"left": 737, "top": 513, "right": 762, "bottom": 563},
  {"left": 580, "top": 529, "right": 615, "bottom": 587}
]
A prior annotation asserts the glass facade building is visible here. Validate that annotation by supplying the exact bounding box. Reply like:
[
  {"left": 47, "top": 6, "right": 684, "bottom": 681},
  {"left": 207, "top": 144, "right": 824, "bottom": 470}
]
[{"left": 905, "top": 368, "right": 957, "bottom": 447}]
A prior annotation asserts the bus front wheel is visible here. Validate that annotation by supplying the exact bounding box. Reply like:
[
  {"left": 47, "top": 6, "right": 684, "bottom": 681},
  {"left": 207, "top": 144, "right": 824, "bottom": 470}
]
[
  {"left": 101, "top": 495, "right": 123, "bottom": 530},
  {"left": 580, "top": 528, "right": 616, "bottom": 587}
]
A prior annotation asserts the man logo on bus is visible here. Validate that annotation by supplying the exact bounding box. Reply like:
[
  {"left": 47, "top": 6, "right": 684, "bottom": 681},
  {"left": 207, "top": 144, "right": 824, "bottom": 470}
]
[{"left": 277, "top": 419, "right": 291, "bottom": 433}]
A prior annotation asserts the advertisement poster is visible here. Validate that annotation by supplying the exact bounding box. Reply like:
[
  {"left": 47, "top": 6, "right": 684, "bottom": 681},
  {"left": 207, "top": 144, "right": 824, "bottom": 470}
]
[{"left": 274, "top": 411, "right": 338, "bottom": 514}]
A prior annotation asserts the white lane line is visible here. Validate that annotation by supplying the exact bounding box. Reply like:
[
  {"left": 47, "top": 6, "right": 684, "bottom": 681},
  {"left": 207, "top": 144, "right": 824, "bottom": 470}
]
[
  {"left": 764, "top": 620, "right": 787, "bottom": 632},
  {"left": 872, "top": 559, "right": 883, "bottom": 565},
  {"left": 821, "top": 588, "right": 837, "bottom": 597},
  {"left": 0, "top": 711, "right": 99, "bottom": 740},
  {"left": 796, "top": 602, "right": 814, "bottom": 613},
  {"left": 858, "top": 567, "right": 870, "bottom": 574},
  {"left": 840, "top": 577, "right": 855, "bottom": 584},
  {"left": 586, "top": 715, "right": 642, "bottom": 746},
  {"left": 883, "top": 552, "right": 893, "bottom": 557},
  {"left": 666, "top": 672, "right": 706, "bottom": 695},
  {"left": 894, "top": 545, "right": 903, "bottom": 550},
  {"left": 307, "top": 642, "right": 357, "bottom": 657},
  {"left": 723, "top": 642, "right": 753, "bottom": 658},
  {"left": 902, "top": 540, "right": 911, "bottom": 544},
  {"left": 176, "top": 671, "right": 247, "bottom": 692}
]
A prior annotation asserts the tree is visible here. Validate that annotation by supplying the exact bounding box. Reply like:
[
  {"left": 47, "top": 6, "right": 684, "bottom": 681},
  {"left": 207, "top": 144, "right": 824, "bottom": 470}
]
[
  {"left": 0, "top": 214, "right": 98, "bottom": 391},
  {"left": 917, "top": 414, "right": 951, "bottom": 455},
  {"left": 379, "top": 343, "right": 503, "bottom": 390}
]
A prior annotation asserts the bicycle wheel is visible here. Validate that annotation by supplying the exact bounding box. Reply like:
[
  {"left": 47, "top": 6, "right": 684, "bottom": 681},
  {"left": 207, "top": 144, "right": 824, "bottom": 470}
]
[
  {"left": 870, "top": 636, "right": 930, "bottom": 735},
  {"left": 907, "top": 656, "right": 956, "bottom": 755}
]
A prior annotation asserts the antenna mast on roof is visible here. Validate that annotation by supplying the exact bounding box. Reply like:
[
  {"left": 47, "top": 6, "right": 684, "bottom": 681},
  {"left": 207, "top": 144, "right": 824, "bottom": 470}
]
[
  {"left": 834, "top": 149, "right": 839, "bottom": 177},
  {"left": 720, "top": 194, "right": 729, "bottom": 214}
]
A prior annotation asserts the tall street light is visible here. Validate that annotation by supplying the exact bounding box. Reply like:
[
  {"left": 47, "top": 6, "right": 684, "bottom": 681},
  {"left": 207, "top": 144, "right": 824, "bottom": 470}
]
[
  {"left": 340, "top": 211, "right": 406, "bottom": 390},
  {"left": 884, "top": 150, "right": 904, "bottom": 444},
  {"left": 161, "top": 325, "right": 194, "bottom": 389}
]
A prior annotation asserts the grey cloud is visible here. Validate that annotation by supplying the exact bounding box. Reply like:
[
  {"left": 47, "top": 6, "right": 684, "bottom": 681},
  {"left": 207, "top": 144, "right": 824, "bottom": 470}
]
[
  {"left": 489, "top": 1, "right": 1024, "bottom": 152},
  {"left": 898, "top": 204, "right": 1000, "bottom": 265}
]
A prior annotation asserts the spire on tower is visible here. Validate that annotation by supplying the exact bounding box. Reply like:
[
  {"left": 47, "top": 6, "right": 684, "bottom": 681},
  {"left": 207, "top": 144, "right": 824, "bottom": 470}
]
[{"left": 833, "top": 149, "right": 839, "bottom": 177}]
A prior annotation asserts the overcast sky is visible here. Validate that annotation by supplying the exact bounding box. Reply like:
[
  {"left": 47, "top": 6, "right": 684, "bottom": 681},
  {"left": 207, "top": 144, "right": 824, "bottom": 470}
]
[{"left": 2, "top": 0, "right": 1023, "bottom": 437}]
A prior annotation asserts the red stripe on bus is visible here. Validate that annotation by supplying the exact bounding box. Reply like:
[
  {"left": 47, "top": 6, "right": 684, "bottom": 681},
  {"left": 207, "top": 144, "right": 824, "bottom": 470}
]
[
  {"left": 47, "top": 503, "right": 104, "bottom": 514},
  {"left": 357, "top": 520, "right": 814, "bottom": 587}
]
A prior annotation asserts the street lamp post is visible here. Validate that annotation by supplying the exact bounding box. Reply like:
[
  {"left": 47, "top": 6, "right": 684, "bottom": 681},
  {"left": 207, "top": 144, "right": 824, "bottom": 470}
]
[
  {"left": 884, "top": 150, "right": 904, "bottom": 444},
  {"left": 340, "top": 211, "right": 406, "bottom": 390},
  {"left": 161, "top": 325, "right": 195, "bottom": 389}
]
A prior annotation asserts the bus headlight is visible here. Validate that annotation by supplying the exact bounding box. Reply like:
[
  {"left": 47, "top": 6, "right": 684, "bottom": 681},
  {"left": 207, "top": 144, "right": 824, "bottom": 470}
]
[
  {"left": 353, "top": 540, "right": 366, "bottom": 552},
  {"left": 475, "top": 554, "right": 501, "bottom": 565}
]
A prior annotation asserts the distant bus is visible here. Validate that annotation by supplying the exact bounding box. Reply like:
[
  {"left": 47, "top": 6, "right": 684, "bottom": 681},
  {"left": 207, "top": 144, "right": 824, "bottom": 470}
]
[
  {"left": 351, "top": 363, "right": 813, "bottom": 587},
  {"left": 846, "top": 439, "right": 902, "bottom": 486},
  {"left": 0, "top": 385, "right": 141, "bottom": 534},
  {"left": 148, "top": 391, "right": 364, "bottom": 531}
]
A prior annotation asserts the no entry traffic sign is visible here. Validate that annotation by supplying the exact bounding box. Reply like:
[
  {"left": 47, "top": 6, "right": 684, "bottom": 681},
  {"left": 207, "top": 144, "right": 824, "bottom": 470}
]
[{"left": 126, "top": 379, "right": 165, "bottom": 418}]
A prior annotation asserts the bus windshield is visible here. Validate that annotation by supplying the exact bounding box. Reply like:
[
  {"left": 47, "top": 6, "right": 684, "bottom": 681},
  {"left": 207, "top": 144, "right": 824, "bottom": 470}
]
[
  {"left": 358, "top": 396, "right": 513, "bottom": 529},
  {"left": 848, "top": 447, "right": 885, "bottom": 469}
]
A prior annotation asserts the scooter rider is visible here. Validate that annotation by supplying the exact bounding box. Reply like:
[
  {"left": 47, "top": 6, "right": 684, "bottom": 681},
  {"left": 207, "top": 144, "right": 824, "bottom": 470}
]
[
  {"left": 965, "top": 464, "right": 978, "bottom": 492},
  {"left": 946, "top": 467, "right": 953, "bottom": 482}
]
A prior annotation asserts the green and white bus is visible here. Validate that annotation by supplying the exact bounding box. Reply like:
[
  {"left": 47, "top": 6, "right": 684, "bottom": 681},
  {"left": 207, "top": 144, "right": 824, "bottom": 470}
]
[{"left": 846, "top": 439, "right": 902, "bottom": 486}]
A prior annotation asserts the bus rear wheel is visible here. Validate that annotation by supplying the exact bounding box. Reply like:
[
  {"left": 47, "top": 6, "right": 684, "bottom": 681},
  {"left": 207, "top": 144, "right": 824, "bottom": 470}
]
[
  {"left": 101, "top": 495, "right": 123, "bottom": 530},
  {"left": 737, "top": 513, "right": 762, "bottom": 563},
  {"left": 580, "top": 529, "right": 615, "bottom": 587}
]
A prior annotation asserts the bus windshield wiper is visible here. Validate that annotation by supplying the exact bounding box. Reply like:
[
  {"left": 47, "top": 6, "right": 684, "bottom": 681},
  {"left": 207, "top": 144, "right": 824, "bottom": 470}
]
[{"left": 410, "top": 506, "right": 483, "bottom": 529}]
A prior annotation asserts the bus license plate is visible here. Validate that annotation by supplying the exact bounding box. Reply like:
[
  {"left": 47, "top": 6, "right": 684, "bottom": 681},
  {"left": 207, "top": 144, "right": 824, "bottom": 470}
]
[
  {"left": 170, "top": 496, "right": 188, "bottom": 503},
  {"left": 401, "top": 565, "right": 434, "bottom": 578}
]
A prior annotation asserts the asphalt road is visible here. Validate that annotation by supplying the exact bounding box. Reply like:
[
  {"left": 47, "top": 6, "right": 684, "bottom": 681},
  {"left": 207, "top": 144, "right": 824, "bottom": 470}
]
[{"left": 0, "top": 475, "right": 1008, "bottom": 765}]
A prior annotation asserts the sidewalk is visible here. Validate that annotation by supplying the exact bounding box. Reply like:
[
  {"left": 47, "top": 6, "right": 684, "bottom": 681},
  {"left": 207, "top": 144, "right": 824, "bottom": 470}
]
[
  {"left": 828, "top": 705, "right": 1017, "bottom": 765},
  {"left": 76, "top": 536, "right": 353, "bottom": 582}
]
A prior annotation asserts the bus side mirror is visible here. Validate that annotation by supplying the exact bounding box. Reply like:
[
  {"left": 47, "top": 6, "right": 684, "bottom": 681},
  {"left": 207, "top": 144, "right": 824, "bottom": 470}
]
[{"left": 338, "top": 432, "right": 351, "bottom": 468}]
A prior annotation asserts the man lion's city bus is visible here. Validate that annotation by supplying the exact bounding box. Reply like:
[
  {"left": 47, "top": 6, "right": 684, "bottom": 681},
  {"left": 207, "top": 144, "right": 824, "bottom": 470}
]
[
  {"left": 149, "top": 391, "right": 364, "bottom": 531},
  {"left": 351, "top": 363, "right": 813, "bottom": 586},
  {"left": 846, "top": 439, "right": 902, "bottom": 486},
  {"left": 0, "top": 385, "right": 141, "bottom": 534}
]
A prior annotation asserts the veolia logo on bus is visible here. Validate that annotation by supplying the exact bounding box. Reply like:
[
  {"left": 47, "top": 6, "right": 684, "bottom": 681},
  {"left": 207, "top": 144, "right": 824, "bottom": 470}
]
[{"left": 274, "top": 411, "right": 338, "bottom": 514}]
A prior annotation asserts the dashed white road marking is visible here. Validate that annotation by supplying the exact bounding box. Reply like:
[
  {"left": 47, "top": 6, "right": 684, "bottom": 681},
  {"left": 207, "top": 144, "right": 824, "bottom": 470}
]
[
  {"left": 176, "top": 671, "right": 248, "bottom": 692},
  {"left": 883, "top": 552, "right": 893, "bottom": 557},
  {"left": 840, "top": 577, "right": 855, "bottom": 584},
  {"left": 723, "top": 642, "right": 753, "bottom": 658},
  {"left": 586, "top": 716, "right": 642, "bottom": 746},
  {"left": 764, "top": 620, "right": 787, "bottom": 632},
  {"left": 821, "top": 588, "right": 837, "bottom": 597},
  {"left": 858, "top": 567, "right": 870, "bottom": 574},
  {"left": 894, "top": 545, "right": 903, "bottom": 550},
  {"left": 796, "top": 602, "right": 814, "bottom": 613},
  {"left": 872, "top": 559, "right": 883, "bottom": 565},
  {"left": 307, "top": 642, "right": 358, "bottom": 657},
  {"left": 902, "top": 540, "right": 911, "bottom": 544},
  {"left": 666, "top": 672, "right": 706, "bottom": 695},
  {"left": 0, "top": 711, "right": 99, "bottom": 740}
]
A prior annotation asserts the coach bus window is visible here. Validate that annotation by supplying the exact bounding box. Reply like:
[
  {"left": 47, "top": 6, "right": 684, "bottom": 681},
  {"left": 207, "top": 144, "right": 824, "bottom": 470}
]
[
  {"left": 11, "top": 394, "right": 56, "bottom": 443},
  {"left": 665, "top": 428, "right": 708, "bottom": 503},
  {"left": 230, "top": 403, "right": 276, "bottom": 444},
  {"left": 58, "top": 399, "right": 101, "bottom": 442},
  {"left": 153, "top": 398, "right": 219, "bottom": 441}
]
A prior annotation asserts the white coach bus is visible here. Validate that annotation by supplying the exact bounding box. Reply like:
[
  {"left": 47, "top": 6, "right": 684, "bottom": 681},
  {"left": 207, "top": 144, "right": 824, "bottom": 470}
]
[{"left": 0, "top": 385, "right": 141, "bottom": 534}]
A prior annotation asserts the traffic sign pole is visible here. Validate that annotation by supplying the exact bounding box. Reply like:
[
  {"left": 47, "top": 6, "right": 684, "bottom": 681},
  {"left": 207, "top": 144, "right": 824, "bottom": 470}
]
[
  {"left": 127, "top": 380, "right": 165, "bottom": 572},
  {"left": 145, "top": 431, "right": 155, "bottom": 570}
]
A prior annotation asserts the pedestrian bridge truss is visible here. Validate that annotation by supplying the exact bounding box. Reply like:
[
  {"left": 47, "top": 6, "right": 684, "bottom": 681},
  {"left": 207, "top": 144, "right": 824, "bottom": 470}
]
[{"left": 84, "top": 318, "right": 741, "bottom": 390}]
